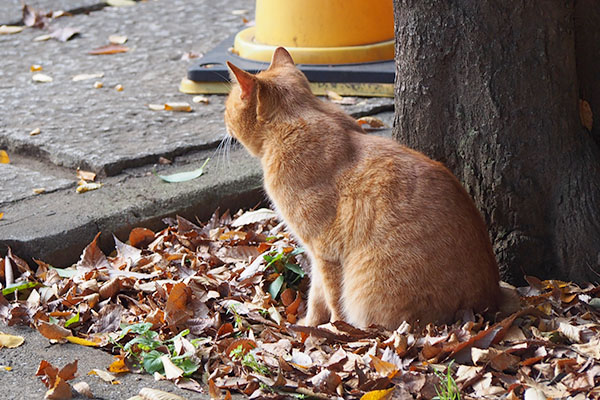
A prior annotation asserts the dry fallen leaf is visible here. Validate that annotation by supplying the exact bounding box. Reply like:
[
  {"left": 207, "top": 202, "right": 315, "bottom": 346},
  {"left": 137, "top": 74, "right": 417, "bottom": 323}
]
[
  {"left": 192, "top": 95, "right": 209, "bottom": 104},
  {"left": 357, "top": 116, "right": 385, "bottom": 129},
  {"left": 49, "top": 26, "right": 80, "bottom": 42},
  {"left": 72, "top": 381, "right": 93, "bottom": 399},
  {"left": 115, "top": 84, "right": 124, "bottom": 92},
  {"left": 0, "top": 150, "right": 10, "bottom": 163},
  {"left": 72, "top": 73, "right": 104, "bottom": 82},
  {"left": 0, "top": 25, "right": 25, "bottom": 34},
  {"left": 93, "top": 81, "right": 103, "bottom": 89},
  {"left": 32, "top": 73, "right": 53, "bottom": 83},
  {"left": 37, "top": 321, "right": 71, "bottom": 340},
  {"left": 33, "top": 188, "right": 46, "bottom": 194},
  {"left": 138, "top": 388, "right": 188, "bottom": 400},
  {"left": 148, "top": 104, "right": 165, "bottom": 111},
  {"left": 76, "top": 182, "right": 102, "bottom": 193},
  {"left": 2, "top": 208, "right": 600, "bottom": 399},
  {"left": 0, "top": 332, "right": 25, "bottom": 348},
  {"left": 76, "top": 169, "right": 96, "bottom": 182},
  {"left": 88, "top": 369, "right": 118, "bottom": 383},
  {"left": 33, "top": 34, "right": 52, "bottom": 42},
  {"left": 44, "top": 376, "right": 72, "bottom": 400},
  {"left": 108, "top": 34, "right": 128, "bottom": 45},
  {"left": 22, "top": 4, "right": 48, "bottom": 29},
  {"left": 89, "top": 44, "right": 129, "bottom": 55},
  {"left": 30, "top": 127, "right": 41, "bottom": 136},
  {"left": 165, "top": 102, "right": 192, "bottom": 112}
]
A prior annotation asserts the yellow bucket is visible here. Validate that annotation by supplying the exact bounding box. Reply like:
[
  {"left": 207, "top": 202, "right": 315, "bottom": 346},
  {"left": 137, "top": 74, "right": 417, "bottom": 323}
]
[{"left": 234, "top": 0, "right": 394, "bottom": 64}]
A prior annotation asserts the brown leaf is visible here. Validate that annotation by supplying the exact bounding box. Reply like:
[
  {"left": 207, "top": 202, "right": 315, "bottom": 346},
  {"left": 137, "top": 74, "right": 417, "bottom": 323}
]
[
  {"left": 280, "top": 288, "right": 296, "bottom": 306},
  {"left": 45, "top": 376, "right": 72, "bottom": 400},
  {"left": 208, "top": 378, "right": 221, "bottom": 400},
  {"left": 579, "top": 99, "right": 593, "bottom": 131},
  {"left": 99, "top": 278, "right": 121, "bottom": 300},
  {"left": 22, "top": 4, "right": 48, "bottom": 29},
  {"left": 225, "top": 338, "right": 257, "bottom": 358},
  {"left": 58, "top": 360, "right": 78, "bottom": 381},
  {"left": 77, "top": 232, "right": 110, "bottom": 270},
  {"left": 37, "top": 321, "right": 71, "bottom": 340},
  {"left": 129, "top": 227, "right": 155, "bottom": 248},
  {"left": 165, "top": 282, "right": 192, "bottom": 326},
  {"left": 370, "top": 355, "right": 399, "bottom": 378},
  {"left": 36, "top": 360, "right": 59, "bottom": 387},
  {"left": 309, "top": 369, "right": 342, "bottom": 393},
  {"left": 89, "top": 44, "right": 129, "bottom": 55}
]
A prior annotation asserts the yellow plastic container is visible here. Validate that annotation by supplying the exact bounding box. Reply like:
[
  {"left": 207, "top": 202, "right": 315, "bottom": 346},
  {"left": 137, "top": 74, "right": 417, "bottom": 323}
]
[{"left": 234, "top": 0, "right": 394, "bottom": 64}]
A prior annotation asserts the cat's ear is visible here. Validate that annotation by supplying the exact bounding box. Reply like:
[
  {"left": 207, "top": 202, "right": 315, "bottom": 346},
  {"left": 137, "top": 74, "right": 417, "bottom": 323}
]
[
  {"left": 269, "top": 47, "right": 295, "bottom": 69},
  {"left": 227, "top": 61, "right": 256, "bottom": 100}
]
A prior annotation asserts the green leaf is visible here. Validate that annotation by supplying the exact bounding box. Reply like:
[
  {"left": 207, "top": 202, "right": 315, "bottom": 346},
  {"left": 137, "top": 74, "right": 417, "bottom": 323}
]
[
  {"left": 141, "top": 350, "right": 165, "bottom": 374},
  {"left": 284, "top": 263, "right": 305, "bottom": 278},
  {"left": 119, "top": 322, "right": 153, "bottom": 338},
  {"left": 268, "top": 275, "right": 285, "bottom": 300},
  {"left": 2, "top": 281, "right": 39, "bottom": 296},
  {"left": 124, "top": 334, "right": 161, "bottom": 352},
  {"left": 64, "top": 312, "right": 80, "bottom": 328},
  {"left": 156, "top": 158, "right": 209, "bottom": 183},
  {"left": 171, "top": 355, "right": 200, "bottom": 376}
]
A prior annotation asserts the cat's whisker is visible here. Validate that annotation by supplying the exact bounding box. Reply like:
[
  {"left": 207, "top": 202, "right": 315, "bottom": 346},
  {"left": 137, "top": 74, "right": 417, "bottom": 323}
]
[{"left": 212, "top": 133, "right": 231, "bottom": 171}]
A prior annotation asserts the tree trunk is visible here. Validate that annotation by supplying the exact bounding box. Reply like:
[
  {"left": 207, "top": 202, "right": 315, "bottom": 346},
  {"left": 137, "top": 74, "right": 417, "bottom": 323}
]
[{"left": 392, "top": 0, "right": 600, "bottom": 283}]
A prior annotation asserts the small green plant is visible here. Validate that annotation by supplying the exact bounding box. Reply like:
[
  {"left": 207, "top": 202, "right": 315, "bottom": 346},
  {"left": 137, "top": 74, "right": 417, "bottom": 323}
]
[
  {"left": 263, "top": 247, "right": 305, "bottom": 299},
  {"left": 228, "top": 303, "right": 244, "bottom": 331},
  {"left": 432, "top": 360, "right": 461, "bottom": 400},
  {"left": 111, "top": 322, "right": 200, "bottom": 376},
  {"left": 229, "top": 344, "right": 270, "bottom": 375}
]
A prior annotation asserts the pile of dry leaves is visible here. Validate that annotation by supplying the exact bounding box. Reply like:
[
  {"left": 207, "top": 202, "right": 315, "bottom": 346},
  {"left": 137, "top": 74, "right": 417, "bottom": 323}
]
[{"left": 1, "top": 208, "right": 600, "bottom": 399}]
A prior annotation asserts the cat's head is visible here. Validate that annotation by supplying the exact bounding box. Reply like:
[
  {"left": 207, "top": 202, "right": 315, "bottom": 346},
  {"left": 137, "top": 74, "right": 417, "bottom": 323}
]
[{"left": 224, "top": 47, "right": 313, "bottom": 157}]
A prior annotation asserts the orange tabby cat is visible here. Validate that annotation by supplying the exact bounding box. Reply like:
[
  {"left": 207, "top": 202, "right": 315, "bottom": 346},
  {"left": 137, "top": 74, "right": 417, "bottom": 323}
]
[{"left": 225, "top": 47, "right": 501, "bottom": 329}]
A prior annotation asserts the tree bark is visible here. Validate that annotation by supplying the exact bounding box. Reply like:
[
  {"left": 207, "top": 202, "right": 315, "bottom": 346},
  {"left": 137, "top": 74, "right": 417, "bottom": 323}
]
[{"left": 392, "top": 0, "right": 600, "bottom": 283}]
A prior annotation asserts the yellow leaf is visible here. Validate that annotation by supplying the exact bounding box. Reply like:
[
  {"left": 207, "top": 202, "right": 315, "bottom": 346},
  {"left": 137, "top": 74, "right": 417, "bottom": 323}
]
[
  {"left": 0, "top": 212, "right": 4, "bottom": 220},
  {"left": 0, "top": 150, "right": 9, "bottom": 163},
  {"left": 579, "top": 99, "right": 593, "bottom": 131},
  {"left": 0, "top": 332, "right": 25, "bottom": 348},
  {"left": 76, "top": 182, "right": 102, "bottom": 193},
  {"left": 66, "top": 336, "right": 99, "bottom": 347},
  {"left": 370, "top": 354, "right": 399, "bottom": 378},
  {"left": 30, "top": 64, "right": 42, "bottom": 72},
  {"left": 108, "top": 356, "right": 129, "bottom": 373},
  {"left": 360, "top": 387, "right": 395, "bottom": 400},
  {"left": 1, "top": 365, "right": 13, "bottom": 371},
  {"left": 165, "top": 102, "right": 191, "bottom": 112}
]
